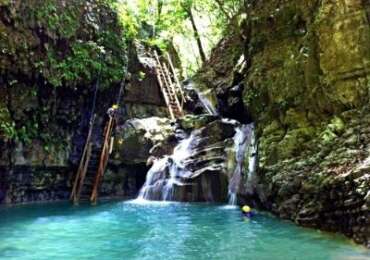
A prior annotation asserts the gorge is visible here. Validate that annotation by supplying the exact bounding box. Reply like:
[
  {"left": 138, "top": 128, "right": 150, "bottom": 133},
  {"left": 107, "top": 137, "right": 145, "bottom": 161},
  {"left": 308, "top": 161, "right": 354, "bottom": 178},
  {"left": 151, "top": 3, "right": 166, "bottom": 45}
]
[{"left": 0, "top": 0, "right": 369, "bottom": 258}]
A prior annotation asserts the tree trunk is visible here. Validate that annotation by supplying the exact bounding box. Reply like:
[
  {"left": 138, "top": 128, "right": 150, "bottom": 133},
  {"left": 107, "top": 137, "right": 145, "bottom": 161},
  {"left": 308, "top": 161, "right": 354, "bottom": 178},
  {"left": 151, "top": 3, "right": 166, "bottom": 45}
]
[
  {"left": 214, "top": 0, "right": 232, "bottom": 21},
  {"left": 156, "top": 0, "right": 163, "bottom": 25},
  {"left": 186, "top": 7, "right": 207, "bottom": 64}
]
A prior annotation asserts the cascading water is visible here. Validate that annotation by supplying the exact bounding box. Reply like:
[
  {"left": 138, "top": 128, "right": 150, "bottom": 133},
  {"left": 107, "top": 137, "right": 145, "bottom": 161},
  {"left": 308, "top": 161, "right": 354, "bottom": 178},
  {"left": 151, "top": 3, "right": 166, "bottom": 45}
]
[
  {"left": 186, "top": 81, "right": 218, "bottom": 115},
  {"left": 162, "top": 134, "right": 196, "bottom": 200},
  {"left": 137, "top": 121, "right": 257, "bottom": 203},
  {"left": 138, "top": 157, "right": 169, "bottom": 200},
  {"left": 137, "top": 83, "right": 258, "bottom": 204},
  {"left": 197, "top": 89, "right": 218, "bottom": 115},
  {"left": 245, "top": 127, "right": 257, "bottom": 195},
  {"left": 138, "top": 132, "right": 197, "bottom": 201},
  {"left": 228, "top": 123, "right": 255, "bottom": 205}
]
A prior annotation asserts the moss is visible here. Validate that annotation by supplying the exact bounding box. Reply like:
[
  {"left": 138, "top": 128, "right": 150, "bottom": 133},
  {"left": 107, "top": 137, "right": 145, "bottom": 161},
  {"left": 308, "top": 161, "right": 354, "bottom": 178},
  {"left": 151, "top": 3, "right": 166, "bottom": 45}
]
[
  {"left": 33, "top": 0, "right": 80, "bottom": 38},
  {"left": 179, "top": 114, "right": 216, "bottom": 131},
  {"left": 284, "top": 109, "right": 309, "bottom": 129},
  {"left": 319, "top": 116, "right": 345, "bottom": 145},
  {"left": 328, "top": 116, "right": 345, "bottom": 135},
  {"left": 0, "top": 0, "right": 128, "bottom": 144},
  {"left": 1, "top": 0, "right": 128, "bottom": 89},
  {"left": 0, "top": 107, "right": 15, "bottom": 139}
]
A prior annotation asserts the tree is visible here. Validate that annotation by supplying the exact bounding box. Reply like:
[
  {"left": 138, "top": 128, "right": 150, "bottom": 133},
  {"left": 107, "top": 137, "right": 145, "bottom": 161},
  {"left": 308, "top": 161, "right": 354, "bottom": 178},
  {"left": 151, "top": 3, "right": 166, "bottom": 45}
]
[
  {"left": 116, "top": 0, "right": 246, "bottom": 74},
  {"left": 214, "top": 0, "right": 232, "bottom": 21},
  {"left": 180, "top": 0, "right": 207, "bottom": 64},
  {"left": 156, "top": 0, "right": 164, "bottom": 26}
]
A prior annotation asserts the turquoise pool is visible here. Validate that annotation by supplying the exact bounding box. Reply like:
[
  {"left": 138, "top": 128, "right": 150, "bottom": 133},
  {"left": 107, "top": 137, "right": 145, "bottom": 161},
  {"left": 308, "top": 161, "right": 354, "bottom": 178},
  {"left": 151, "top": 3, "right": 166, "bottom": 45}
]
[{"left": 0, "top": 200, "right": 368, "bottom": 260}]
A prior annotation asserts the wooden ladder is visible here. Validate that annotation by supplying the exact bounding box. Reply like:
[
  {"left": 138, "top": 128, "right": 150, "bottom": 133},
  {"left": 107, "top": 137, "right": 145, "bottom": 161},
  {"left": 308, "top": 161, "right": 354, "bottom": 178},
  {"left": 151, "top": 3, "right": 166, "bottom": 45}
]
[
  {"left": 153, "top": 51, "right": 186, "bottom": 120},
  {"left": 90, "top": 116, "right": 114, "bottom": 204},
  {"left": 70, "top": 115, "right": 96, "bottom": 204},
  {"left": 70, "top": 115, "right": 115, "bottom": 205}
]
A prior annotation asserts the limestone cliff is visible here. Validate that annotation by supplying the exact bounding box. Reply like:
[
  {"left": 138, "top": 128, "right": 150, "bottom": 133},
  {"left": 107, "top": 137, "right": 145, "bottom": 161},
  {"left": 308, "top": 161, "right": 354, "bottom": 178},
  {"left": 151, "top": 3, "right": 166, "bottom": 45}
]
[
  {"left": 196, "top": 0, "right": 370, "bottom": 247},
  {"left": 0, "top": 0, "right": 369, "bottom": 249},
  {"left": 0, "top": 0, "right": 168, "bottom": 204}
]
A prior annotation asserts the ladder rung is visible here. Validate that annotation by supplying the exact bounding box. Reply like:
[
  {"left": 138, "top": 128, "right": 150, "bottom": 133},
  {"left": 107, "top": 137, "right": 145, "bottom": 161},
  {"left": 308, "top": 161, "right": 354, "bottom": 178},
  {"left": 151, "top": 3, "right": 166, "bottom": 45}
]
[{"left": 153, "top": 50, "right": 185, "bottom": 120}]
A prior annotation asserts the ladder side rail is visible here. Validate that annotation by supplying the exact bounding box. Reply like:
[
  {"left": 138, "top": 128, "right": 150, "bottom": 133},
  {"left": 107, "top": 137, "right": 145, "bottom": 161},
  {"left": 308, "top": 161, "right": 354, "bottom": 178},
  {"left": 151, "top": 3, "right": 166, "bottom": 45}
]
[
  {"left": 153, "top": 51, "right": 175, "bottom": 120},
  {"left": 70, "top": 115, "right": 95, "bottom": 200},
  {"left": 90, "top": 147, "right": 107, "bottom": 203},
  {"left": 93, "top": 121, "right": 114, "bottom": 203},
  {"left": 162, "top": 63, "right": 183, "bottom": 115},
  {"left": 90, "top": 117, "right": 114, "bottom": 203},
  {"left": 154, "top": 52, "right": 171, "bottom": 91},
  {"left": 74, "top": 143, "right": 92, "bottom": 204},
  {"left": 70, "top": 153, "right": 86, "bottom": 200},
  {"left": 90, "top": 118, "right": 111, "bottom": 202},
  {"left": 165, "top": 53, "right": 186, "bottom": 108}
]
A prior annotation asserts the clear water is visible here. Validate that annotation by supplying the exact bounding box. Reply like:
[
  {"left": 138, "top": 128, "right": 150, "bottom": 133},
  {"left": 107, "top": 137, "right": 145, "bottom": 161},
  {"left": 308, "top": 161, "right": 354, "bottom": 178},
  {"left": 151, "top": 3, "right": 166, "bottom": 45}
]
[{"left": 0, "top": 200, "right": 368, "bottom": 260}]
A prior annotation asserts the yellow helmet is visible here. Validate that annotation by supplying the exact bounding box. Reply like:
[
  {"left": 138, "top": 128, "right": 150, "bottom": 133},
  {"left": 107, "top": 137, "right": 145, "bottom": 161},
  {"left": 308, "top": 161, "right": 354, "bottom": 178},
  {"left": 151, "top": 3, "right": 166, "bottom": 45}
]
[
  {"left": 242, "top": 205, "right": 251, "bottom": 213},
  {"left": 112, "top": 104, "right": 119, "bottom": 109}
]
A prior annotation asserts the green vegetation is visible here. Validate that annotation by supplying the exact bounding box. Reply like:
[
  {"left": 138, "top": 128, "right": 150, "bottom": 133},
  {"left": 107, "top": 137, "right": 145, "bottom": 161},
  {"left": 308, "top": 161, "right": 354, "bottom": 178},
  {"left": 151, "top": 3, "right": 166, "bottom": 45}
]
[
  {"left": 0, "top": 0, "right": 128, "bottom": 141},
  {"left": 0, "top": 0, "right": 245, "bottom": 141},
  {"left": 0, "top": 0, "right": 127, "bottom": 89},
  {"left": 117, "top": 0, "right": 245, "bottom": 75}
]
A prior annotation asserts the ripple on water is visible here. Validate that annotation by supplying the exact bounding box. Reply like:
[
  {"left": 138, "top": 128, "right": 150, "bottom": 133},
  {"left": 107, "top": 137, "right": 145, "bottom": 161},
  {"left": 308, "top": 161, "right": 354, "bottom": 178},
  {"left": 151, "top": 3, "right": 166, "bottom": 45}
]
[{"left": 0, "top": 201, "right": 369, "bottom": 260}]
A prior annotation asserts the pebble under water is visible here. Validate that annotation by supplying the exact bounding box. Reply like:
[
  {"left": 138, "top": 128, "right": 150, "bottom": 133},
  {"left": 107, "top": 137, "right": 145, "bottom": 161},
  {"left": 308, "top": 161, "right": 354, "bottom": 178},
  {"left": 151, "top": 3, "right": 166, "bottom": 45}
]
[{"left": 0, "top": 200, "right": 369, "bottom": 260}]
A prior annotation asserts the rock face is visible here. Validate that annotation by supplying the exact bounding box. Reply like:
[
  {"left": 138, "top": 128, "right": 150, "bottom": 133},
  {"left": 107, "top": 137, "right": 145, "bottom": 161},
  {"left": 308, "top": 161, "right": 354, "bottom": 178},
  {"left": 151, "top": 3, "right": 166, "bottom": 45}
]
[
  {"left": 195, "top": 0, "right": 370, "bottom": 247},
  {"left": 135, "top": 115, "right": 243, "bottom": 202},
  {"left": 114, "top": 115, "right": 257, "bottom": 203},
  {"left": 1, "top": 166, "right": 70, "bottom": 204},
  {"left": 0, "top": 0, "right": 126, "bottom": 204},
  {"left": 0, "top": 1, "right": 168, "bottom": 204},
  {"left": 124, "top": 41, "right": 169, "bottom": 119},
  {"left": 257, "top": 110, "right": 370, "bottom": 247},
  {"left": 112, "top": 117, "right": 174, "bottom": 165}
]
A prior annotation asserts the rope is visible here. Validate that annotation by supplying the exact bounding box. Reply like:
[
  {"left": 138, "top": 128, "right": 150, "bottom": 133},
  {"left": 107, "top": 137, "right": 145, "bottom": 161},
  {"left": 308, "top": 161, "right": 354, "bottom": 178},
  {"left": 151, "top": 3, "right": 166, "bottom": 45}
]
[
  {"left": 89, "top": 58, "right": 102, "bottom": 126},
  {"left": 90, "top": 78, "right": 99, "bottom": 125},
  {"left": 115, "top": 79, "right": 126, "bottom": 106}
]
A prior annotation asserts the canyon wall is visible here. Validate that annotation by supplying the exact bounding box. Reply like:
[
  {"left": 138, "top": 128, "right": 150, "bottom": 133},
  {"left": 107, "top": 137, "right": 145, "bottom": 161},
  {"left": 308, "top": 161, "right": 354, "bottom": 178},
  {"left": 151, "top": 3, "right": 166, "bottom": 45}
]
[
  {"left": 196, "top": 0, "right": 370, "bottom": 247},
  {"left": 0, "top": 0, "right": 167, "bottom": 204}
]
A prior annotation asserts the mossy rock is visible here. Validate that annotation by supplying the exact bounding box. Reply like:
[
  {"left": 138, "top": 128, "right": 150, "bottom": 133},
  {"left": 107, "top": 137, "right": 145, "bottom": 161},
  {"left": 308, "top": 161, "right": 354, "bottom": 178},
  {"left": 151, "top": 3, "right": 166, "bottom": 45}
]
[{"left": 178, "top": 114, "right": 218, "bottom": 131}]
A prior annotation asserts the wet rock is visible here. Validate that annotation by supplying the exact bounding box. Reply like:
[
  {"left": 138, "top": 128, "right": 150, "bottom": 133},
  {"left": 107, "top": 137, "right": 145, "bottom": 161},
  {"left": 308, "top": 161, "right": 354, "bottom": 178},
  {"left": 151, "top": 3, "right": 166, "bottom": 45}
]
[
  {"left": 0, "top": 1, "right": 169, "bottom": 205},
  {"left": 179, "top": 114, "right": 219, "bottom": 131},
  {"left": 194, "top": 0, "right": 370, "bottom": 247},
  {"left": 113, "top": 117, "right": 173, "bottom": 165},
  {"left": 124, "top": 41, "right": 170, "bottom": 118},
  {"left": 139, "top": 115, "right": 240, "bottom": 202}
]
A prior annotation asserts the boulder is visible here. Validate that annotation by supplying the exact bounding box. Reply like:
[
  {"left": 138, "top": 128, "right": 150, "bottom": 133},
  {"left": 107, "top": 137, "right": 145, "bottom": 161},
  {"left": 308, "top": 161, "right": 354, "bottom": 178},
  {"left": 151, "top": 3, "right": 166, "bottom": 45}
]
[
  {"left": 112, "top": 117, "right": 174, "bottom": 165},
  {"left": 138, "top": 115, "right": 241, "bottom": 202}
]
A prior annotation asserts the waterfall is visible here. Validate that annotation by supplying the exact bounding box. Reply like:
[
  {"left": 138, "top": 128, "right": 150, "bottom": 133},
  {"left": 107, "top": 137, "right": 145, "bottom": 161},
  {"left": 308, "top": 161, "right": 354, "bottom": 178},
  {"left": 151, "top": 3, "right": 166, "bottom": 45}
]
[
  {"left": 197, "top": 89, "right": 218, "bottom": 116},
  {"left": 228, "top": 123, "right": 255, "bottom": 205},
  {"left": 138, "top": 157, "right": 169, "bottom": 200},
  {"left": 138, "top": 123, "right": 257, "bottom": 203},
  {"left": 245, "top": 127, "right": 257, "bottom": 195},
  {"left": 228, "top": 192, "right": 238, "bottom": 206},
  {"left": 162, "top": 134, "right": 196, "bottom": 200},
  {"left": 186, "top": 81, "right": 218, "bottom": 115},
  {"left": 138, "top": 132, "right": 197, "bottom": 201},
  {"left": 135, "top": 102, "right": 258, "bottom": 203}
]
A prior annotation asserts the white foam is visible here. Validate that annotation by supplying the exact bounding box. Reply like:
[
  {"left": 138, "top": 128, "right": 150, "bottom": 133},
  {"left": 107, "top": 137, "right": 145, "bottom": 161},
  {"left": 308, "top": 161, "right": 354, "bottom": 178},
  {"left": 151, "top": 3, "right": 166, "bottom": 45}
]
[{"left": 126, "top": 198, "right": 174, "bottom": 207}]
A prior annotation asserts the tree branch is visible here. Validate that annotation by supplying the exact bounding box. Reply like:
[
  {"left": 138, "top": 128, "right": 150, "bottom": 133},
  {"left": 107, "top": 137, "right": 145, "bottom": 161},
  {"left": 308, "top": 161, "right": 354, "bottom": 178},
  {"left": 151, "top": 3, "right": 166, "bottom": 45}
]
[{"left": 214, "top": 0, "right": 232, "bottom": 21}]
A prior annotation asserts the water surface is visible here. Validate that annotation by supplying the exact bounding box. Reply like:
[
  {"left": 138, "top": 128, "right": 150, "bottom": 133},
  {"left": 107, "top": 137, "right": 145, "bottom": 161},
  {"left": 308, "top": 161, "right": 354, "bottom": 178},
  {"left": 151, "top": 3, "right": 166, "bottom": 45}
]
[{"left": 0, "top": 200, "right": 368, "bottom": 260}]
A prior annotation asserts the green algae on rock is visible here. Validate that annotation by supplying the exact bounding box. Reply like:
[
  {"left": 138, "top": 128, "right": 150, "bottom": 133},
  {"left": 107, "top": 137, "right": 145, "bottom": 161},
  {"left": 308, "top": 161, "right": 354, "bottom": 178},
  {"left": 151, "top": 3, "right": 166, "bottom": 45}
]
[{"left": 193, "top": 0, "right": 370, "bottom": 247}]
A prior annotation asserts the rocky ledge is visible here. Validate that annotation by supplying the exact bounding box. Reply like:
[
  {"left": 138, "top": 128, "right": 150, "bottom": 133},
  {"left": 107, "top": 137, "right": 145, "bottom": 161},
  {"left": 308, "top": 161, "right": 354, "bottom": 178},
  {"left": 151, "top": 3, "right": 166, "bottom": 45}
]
[
  {"left": 113, "top": 115, "right": 251, "bottom": 202},
  {"left": 255, "top": 109, "right": 370, "bottom": 247}
]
